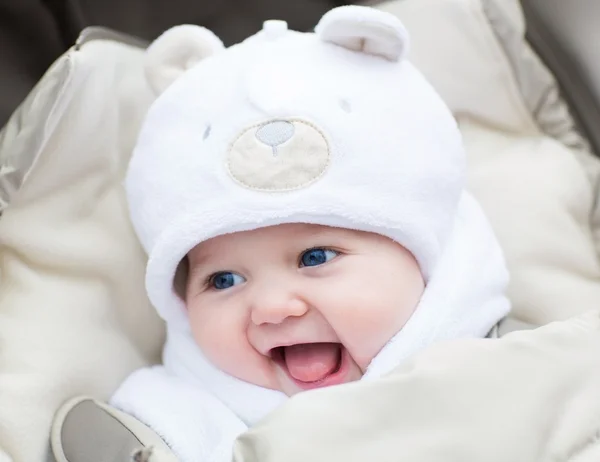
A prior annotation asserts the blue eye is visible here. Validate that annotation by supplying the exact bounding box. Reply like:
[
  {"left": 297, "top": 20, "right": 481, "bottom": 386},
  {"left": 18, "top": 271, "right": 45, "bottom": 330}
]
[
  {"left": 300, "top": 248, "right": 339, "bottom": 267},
  {"left": 209, "top": 272, "right": 245, "bottom": 290}
]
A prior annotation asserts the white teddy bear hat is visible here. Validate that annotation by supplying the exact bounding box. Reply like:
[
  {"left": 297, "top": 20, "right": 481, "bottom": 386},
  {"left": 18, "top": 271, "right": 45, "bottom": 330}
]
[{"left": 126, "top": 5, "right": 467, "bottom": 329}]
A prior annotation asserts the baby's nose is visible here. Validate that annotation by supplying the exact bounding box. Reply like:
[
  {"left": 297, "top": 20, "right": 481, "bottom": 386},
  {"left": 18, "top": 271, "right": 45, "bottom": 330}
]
[
  {"left": 250, "top": 297, "right": 308, "bottom": 326},
  {"left": 255, "top": 120, "right": 295, "bottom": 157}
]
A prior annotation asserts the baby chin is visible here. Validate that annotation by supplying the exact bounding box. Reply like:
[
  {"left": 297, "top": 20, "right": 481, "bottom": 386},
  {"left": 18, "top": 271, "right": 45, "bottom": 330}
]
[{"left": 270, "top": 342, "right": 364, "bottom": 396}]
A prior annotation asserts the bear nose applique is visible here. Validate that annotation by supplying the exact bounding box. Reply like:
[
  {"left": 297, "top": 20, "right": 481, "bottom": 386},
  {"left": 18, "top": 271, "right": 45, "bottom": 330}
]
[{"left": 255, "top": 120, "right": 295, "bottom": 157}]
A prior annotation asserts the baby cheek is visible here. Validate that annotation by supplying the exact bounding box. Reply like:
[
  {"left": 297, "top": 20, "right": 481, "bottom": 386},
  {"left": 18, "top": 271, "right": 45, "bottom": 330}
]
[
  {"left": 343, "top": 310, "right": 402, "bottom": 369},
  {"left": 187, "top": 302, "right": 240, "bottom": 364},
  {"left": 188, "top": 305, "right": 221, "bottom": 354},
  {"left": 187, "top": 300, "right": 264, "bottom": 383},
  {"left": 333, "top": 294, "right": 419, "bottom": 370}
]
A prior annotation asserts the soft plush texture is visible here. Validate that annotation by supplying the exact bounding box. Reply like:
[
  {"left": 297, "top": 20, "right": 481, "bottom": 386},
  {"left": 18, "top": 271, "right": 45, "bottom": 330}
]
[
  {"left": 1, "top": 0, "right": 599, "bottom": 460},
  {"left": 127, "top": 6, "right": 469, "bottom": 328},
  {"left": 114, "top": 8, "right": 509, "bottom": 460}
]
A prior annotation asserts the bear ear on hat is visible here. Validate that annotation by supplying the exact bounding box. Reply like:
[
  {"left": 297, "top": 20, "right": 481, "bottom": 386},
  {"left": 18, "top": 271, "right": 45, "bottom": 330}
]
[
  {"left": 145, "top": 25, "right": 225, "bottom": 96},
  {"left": 315, "top": 5, "right": 409, "bottom": 62}
]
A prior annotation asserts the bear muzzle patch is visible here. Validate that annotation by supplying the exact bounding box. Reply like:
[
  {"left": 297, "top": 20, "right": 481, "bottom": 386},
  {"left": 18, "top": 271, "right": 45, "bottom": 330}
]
[{"left": 227, "top": 119, "right": 330, "bottom": 191}]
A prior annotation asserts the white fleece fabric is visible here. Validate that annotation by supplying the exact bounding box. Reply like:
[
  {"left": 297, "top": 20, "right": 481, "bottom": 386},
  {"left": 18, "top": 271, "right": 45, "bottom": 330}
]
[{"left": 113, "top": 6, "right": 510, "bottom": 462}]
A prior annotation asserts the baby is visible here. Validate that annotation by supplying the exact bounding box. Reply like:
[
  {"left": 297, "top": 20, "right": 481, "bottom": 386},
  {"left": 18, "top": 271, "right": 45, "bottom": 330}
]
[{"left": 112, "top": 5, "right": 510, "bottom": 462}]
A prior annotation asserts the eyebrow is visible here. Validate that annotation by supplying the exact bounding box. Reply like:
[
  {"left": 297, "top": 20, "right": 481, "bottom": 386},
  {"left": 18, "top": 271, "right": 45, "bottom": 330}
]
[
  {"left": 300, "top": 226, "right": 341, "bottom": 240},
  {"left": 187, "top": 253, "right": 215, "bottom": 282},
  {"left": 303, "top": 226, "right": 355, "bottom": 242}
]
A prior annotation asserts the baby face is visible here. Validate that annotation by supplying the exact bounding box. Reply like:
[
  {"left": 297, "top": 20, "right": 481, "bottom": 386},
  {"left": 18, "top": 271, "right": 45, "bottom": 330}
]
[{"left": 186, "top": 223, "right": 424, "bottom": 396}]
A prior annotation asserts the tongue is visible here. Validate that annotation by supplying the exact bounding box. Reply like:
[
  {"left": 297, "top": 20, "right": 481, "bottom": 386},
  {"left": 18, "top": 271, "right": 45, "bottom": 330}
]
[{"left": 283, "top": 343, "right": 341, "bottom": 383}]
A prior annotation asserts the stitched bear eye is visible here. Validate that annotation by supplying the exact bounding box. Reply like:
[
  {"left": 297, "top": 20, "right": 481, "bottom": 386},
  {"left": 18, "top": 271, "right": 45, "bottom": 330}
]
[
  {"left": 203, "top": 124, "right": 212, "bottom": 140},
  {"left": 339, "top": 98, "right": 352, "bottom": 113}
]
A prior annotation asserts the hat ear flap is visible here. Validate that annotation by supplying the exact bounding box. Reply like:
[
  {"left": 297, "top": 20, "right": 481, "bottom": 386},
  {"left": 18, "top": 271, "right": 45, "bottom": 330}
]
[
  {"left": 145, "top": 25, "right": 225, "bottom": 96},
  {"left": 315, "top": 6, "right": 409, "bottom": 62}
]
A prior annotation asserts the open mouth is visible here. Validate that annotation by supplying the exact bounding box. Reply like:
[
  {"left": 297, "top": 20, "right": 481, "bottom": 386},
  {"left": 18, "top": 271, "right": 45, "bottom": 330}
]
[{"left": 271, "top": 342, "right": 348, "bottom": 390}]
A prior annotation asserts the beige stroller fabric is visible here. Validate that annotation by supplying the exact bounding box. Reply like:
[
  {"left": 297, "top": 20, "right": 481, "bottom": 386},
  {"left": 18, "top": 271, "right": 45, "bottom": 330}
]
[
  {"left": 233, "top": 311, "right": 600, "bottom": 462},
  {"left": 1, "top": 0, "right": 600, "bottom": 460},
  {"left": 0, "top": 33, "right": 164, "bottom": 462}
]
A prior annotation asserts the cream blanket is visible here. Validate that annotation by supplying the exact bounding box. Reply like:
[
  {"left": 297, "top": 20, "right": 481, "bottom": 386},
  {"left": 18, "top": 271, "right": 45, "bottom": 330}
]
[{"left": 234, "top": 310, "right": 600, "bottom": 462}]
